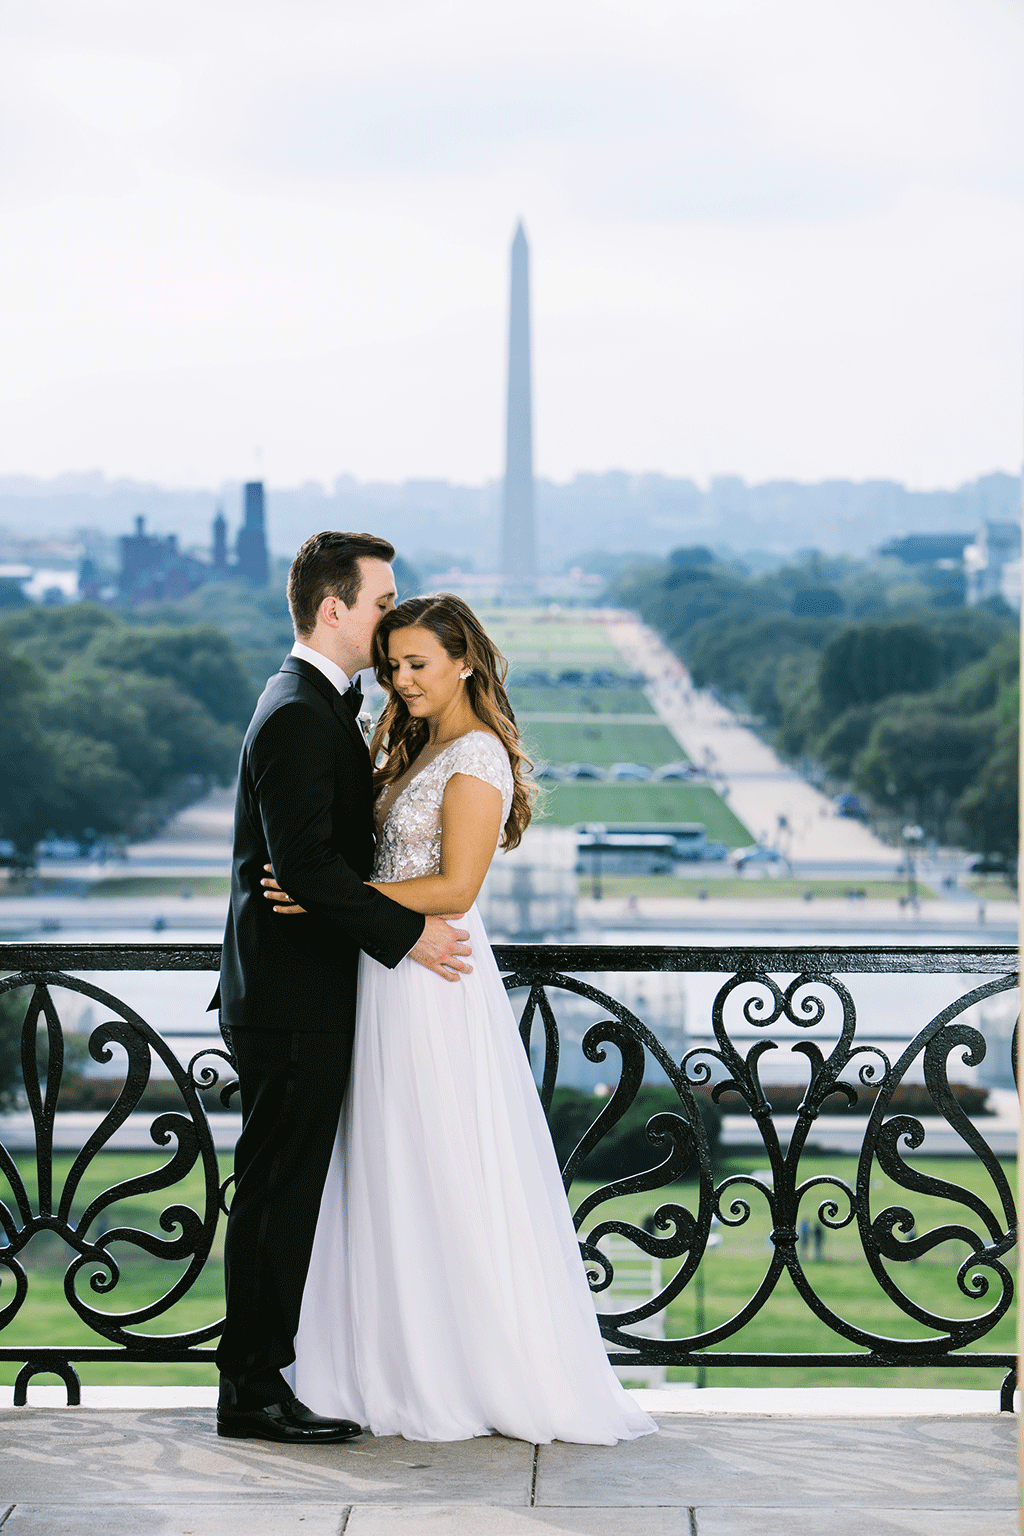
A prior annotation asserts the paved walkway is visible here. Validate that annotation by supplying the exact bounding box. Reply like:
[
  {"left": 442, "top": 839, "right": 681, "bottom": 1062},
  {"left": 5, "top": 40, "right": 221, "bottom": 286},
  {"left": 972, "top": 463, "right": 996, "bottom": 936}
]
[
  {"left": 604, "top": 614, "right": 901, "bottom": 865},
  {"left": 0, "top": 1392, "right": 1016, "bottom": 1534},
  {"left": 575, "top": 891, "right": 1017, "bottom": 936}
]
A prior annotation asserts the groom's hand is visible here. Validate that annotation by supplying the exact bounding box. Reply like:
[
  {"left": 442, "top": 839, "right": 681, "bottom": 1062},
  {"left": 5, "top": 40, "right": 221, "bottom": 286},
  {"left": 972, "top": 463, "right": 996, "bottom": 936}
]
[
  {"left": 261, "top": 865, "right": 306, "bottom": 914},
  {"left": 409, "top": 915, "right": 473, "bottom": 982}
]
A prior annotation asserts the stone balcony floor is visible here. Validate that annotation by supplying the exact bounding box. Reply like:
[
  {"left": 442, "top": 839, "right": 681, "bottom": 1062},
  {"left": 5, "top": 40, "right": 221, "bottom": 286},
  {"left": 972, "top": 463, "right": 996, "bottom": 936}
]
[{"left": 0, "top": 1388, "right": 1017, "bottom": 1535}]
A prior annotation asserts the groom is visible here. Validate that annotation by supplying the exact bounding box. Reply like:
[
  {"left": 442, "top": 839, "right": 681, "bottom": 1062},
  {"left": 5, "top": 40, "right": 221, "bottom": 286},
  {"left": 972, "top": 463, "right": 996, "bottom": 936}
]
[{"left": 213, "top": 530, "right": 473, "bottom": 1444}]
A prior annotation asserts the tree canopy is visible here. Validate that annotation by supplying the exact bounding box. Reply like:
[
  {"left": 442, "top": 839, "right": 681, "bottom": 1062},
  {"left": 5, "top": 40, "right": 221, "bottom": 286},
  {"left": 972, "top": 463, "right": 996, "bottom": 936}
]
[
  {"left": 818, "top": 624, "right": 941, "bottom": 714},
  {"left": 0, "top": 604, "right": 252, "bottom": 853},
  {"left": 613, "top": 550, "right": 1018, "bottom": 855}
]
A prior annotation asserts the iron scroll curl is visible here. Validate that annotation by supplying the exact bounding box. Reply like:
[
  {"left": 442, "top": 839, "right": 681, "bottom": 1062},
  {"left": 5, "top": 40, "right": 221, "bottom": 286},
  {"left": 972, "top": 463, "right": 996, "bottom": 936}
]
[
  {"left": 0, "top": 969, "right": 232, "bottom": 1387},
  {"left": 0, "top": 942, "right": 1016, "bottom": 1404},
  {"left": 501, "top": 959, "right": 1018, "bottom": 1384}
]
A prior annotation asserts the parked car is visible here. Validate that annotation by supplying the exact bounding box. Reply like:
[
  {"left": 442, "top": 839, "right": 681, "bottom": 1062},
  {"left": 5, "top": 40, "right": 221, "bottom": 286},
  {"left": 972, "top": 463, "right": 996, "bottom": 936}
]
[
  {"left": 608, "top": 762, "right": 651, "bottom": 781},
  {"left": 731, "top": 845, "right": 791, "bottom": 873},
  {"left": 0, "top": 840, "right": 34, "bottom": 873},
  {"left": 698, "top": 842, "right": 729, "bottom": 862},
  {"left": 36, "top": 836, "right": 88, "bottom": 860},
  {"left": 532, "top": 762, "right": 563, "bottom": 781},
  {"left": 834, "top": 793, "right": 869, "bottom": 821},
  {"left": 968, "top": 853, "right": 1015, "bottom": 876},
  {"left": 651, "top": 761, "right": 696, "bottom": 781},
  {"left": 562, "top": 763, "right": 605, "bottom": 780}
]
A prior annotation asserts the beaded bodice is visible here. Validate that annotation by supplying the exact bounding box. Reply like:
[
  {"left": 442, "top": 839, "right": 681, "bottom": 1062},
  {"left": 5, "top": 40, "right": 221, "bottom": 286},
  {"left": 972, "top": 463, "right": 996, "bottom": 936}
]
[{"left": 373, "top": 731, "right": 514, "bottom": 883}]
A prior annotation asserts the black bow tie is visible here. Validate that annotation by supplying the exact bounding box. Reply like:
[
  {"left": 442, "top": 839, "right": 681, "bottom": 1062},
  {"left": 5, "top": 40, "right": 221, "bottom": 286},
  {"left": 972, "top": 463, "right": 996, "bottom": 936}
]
[{"left": 341, "top": 678, "right": 363, "bottom": 717}]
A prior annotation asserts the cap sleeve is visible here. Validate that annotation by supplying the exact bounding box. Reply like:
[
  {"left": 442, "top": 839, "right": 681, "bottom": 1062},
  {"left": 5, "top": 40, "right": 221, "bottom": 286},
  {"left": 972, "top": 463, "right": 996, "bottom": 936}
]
[{"left": 446, "top": 732, "right": 515, "bottom": 825}]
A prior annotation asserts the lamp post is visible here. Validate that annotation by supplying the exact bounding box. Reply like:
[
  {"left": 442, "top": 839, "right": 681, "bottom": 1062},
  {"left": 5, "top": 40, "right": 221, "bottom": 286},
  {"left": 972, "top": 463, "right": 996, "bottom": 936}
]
[
  {"left": 585, "top": 823, "right": 605, "bottom": 901},
  {"left": 902, "top": 823, "right": 924, "bottom": 907}
]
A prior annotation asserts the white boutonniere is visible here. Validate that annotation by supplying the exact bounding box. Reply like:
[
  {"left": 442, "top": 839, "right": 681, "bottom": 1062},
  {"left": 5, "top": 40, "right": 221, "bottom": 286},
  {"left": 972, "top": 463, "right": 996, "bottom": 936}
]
[{"left": 358, "top": 709, "right": 373, "bottom": 743}]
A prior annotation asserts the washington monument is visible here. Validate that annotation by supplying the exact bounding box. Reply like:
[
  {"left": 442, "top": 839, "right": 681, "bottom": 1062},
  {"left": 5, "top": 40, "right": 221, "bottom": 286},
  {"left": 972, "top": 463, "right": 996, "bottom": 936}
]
[{"left": 500, "top": 222, "right": 536, "bottom": 584}]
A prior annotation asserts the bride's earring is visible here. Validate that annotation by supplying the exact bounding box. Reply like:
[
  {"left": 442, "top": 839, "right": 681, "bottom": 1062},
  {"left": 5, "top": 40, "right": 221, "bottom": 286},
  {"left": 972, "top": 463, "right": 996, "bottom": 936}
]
[{"left": 460, "top": 669, "right": 473, "bottom": 680}]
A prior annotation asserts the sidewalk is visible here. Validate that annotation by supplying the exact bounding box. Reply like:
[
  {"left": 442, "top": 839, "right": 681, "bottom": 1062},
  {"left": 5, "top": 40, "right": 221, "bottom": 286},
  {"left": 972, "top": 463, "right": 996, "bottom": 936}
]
[
  {"left": 604, "top": 614, "right": 902, "bottom": 865},
  {"left": 0, "top": 1390, "right": 1016, "bottom": 1534},
  {"left": 576, "top": 891, "right": 1017, "bottom": 936}
]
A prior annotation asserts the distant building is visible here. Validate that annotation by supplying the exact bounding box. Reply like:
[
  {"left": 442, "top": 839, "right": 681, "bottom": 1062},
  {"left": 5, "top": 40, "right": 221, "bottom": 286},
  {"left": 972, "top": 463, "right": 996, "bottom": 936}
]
[
  {"left": 235, "top": 482, "right": 270, "bottom": 586},
  {"left": 212, "top": 511, "right": 229, "bottom": 574},
  {"left": 117, "top": 517, "right": 208, "bottom": 603},
  {"left": 113, "top": 482, "right": 271, "bottom": 606},
  {"left": 77, "top": 556, "right": 104, "bottom": 603},
  {"left": 964, "top": 521, "right": 1021, "bottom": 610},
  {"left": 879, "top": 533, "right": 972, "bottom": 565},
  {"left": 0, "top": 564, "right": 32, "bottom": 610},
  {"left": 500, "top": 223, "right": 537, "bottom": 587},
  {"left": 879, "top": 531, "right": 972, "bottom": 607}
]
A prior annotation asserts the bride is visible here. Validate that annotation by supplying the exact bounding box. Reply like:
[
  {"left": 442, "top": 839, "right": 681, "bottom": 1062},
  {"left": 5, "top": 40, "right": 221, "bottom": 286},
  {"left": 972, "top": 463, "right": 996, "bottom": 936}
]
[{"left": 269, "top": 593, "right": 656, "bottom": 1445}]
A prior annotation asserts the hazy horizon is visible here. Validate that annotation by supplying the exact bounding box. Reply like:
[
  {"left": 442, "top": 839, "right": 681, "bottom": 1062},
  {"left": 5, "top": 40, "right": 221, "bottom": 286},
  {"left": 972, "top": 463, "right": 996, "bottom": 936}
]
[
  {"left": 2, "top": 465, "right": 1017, "bottom": 570},
  {"left": 0, "top": 463, "right": 1019, "bottom": 500}
]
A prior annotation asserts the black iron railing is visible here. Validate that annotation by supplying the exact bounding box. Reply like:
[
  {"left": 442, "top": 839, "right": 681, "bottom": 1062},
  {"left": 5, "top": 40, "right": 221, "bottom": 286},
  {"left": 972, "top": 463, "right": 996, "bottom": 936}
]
[{"left": 0, "top": 942, "right": 1017, "bottom": 1407}]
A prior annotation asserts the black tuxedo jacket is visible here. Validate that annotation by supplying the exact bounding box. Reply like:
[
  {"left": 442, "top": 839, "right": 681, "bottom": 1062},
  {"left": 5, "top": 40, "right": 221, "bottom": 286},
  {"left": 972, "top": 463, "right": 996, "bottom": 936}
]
[{"left": 216, "top": 655, "right": 425, "bottom": 1035}]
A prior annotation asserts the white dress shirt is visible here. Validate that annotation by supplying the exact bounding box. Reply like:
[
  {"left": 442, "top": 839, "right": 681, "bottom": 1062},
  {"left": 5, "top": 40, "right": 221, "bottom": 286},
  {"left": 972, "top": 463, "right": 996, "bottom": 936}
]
[{"left": 289, "top": 640, "right": 352, "bottom": 700}]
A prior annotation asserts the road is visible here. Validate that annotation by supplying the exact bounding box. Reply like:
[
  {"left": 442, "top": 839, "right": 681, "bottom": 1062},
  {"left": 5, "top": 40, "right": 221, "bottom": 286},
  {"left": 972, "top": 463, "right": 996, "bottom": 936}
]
[{"left": 605, "top": 611, "right": 915, "bottom": 866}]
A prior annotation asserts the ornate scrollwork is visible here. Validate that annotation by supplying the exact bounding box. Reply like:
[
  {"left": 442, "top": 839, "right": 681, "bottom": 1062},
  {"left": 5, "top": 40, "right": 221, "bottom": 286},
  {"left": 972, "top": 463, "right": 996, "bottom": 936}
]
[
  {"left": 854, "top": 975, "right": 1018, "bottom": 1353},
  {"left": 502, "top": 957, "right": 1018, "bottom": 1395},
  {"left": 505, "top": 967, "right": 716, "bottom": 1346},
  {"left": 0, "top": 969, "right": 235, "bottom": 1387},
  {"left": 0, "top": 943, "right": 1015, "bottom": 1405}
]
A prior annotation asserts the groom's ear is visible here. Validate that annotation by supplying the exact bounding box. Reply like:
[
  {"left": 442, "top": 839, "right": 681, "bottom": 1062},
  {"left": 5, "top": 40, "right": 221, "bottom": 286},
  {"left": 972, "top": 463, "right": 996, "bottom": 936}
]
[{"left": 320, "top": 594, "right": 343, "bottom": 629}]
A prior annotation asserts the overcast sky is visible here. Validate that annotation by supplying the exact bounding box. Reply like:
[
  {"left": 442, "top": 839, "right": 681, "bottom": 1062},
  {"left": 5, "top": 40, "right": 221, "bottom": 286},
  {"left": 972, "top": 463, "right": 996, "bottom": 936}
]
[{"left": 1, "top": 0, "right": 1021, "bottom": 491}]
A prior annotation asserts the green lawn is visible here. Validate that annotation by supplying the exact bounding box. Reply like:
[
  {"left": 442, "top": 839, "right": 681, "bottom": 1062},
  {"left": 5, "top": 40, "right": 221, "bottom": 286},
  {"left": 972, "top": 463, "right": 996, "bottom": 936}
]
[
  {"left": 3, "top": 1152, "right": 1012, "bottom": 1394},
  {"left": 522, "top": 720, "right": 684, "bottom": 768},
  {"left": 538, "top": 783, "right": 752, "bottom": 845},
  {"left": 496, "top": 613, "right": 749, "bottom": 852},
  {"left": 508, "top": 687, "right": 655, "bottom": 716},
  {"left": 589, "top": 876, "right": 935, "bottom": 901},
  {"left": 965, "top": 875, "right": 1017, "bottom": 900},
  {"left": 482, "top": 611, "right": 621, "bottom": 667},
  {"left": 87, "top": 876, "right": 231, "bottom": 899}
]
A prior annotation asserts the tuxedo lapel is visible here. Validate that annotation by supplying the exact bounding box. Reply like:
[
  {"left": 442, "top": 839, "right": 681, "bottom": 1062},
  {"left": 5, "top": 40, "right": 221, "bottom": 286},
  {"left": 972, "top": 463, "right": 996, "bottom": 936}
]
[{"left": 280, "top": 655, "right": 369, "bottom": 754}]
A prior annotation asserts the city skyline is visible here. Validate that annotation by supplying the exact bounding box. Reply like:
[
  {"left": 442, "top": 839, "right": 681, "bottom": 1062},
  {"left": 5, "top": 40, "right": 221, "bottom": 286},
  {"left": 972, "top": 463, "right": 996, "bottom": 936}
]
[
  {"left": 2, "top": 466, "right": 1017, "bottom": 575},
  {"left": 0, "top": 1, "right": 1020, "bottom": 492}
]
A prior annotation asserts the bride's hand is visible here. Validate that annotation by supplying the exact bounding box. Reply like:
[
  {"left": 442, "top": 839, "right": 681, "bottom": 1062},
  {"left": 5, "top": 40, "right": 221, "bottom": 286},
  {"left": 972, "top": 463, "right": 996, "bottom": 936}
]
[{"left": 261, "top": 864, "right": 307, "bottom": 915}]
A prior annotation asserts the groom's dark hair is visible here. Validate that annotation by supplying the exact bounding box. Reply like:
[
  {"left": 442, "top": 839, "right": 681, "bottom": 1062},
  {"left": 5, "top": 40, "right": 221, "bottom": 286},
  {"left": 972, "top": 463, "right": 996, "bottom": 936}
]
[{"left": 288, "top": 531, "right": 396, "bottom": 637}]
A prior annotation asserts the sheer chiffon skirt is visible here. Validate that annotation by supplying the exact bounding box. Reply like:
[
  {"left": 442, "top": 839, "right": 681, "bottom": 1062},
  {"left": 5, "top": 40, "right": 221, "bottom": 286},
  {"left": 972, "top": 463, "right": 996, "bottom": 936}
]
[{"left": 285, "top": 903, "right": 657, "bottom": 1444}]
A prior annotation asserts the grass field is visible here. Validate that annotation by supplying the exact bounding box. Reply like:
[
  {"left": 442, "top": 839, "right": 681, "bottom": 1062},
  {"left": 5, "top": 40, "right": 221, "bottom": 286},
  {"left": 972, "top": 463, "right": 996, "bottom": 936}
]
[
  {"left": 522, "top": 720, "right": 684, "bottom": 768},
  {"left": 2, "top": 1151, "right": 1012, "bottom": 1394},
  {"left": 87, "top": 876, "right": 231, "bottom": 899},
  {"left": 482, "top": 611, "right": 622, "bottom": 667},
  {"left": 508, "top": 687, "right": 656, "bottom": 716},
  {"left": 491, "top": 608, "right": 748, "bottom": 842},
  {"left": 589, "top": 876, "right": 936, "bottom": 901},
  {"left": 965, "top": 874, "right": 1017, "bottom": 900},
  {"left": 538, "top": 783, "right": 752, "bottom": 845}
]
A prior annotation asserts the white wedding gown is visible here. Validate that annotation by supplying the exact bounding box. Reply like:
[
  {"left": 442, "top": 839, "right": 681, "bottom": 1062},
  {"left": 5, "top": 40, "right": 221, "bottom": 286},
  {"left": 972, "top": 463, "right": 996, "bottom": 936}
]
[{"left": 285, "top": 731, "right": 657, "bottom": 1444}]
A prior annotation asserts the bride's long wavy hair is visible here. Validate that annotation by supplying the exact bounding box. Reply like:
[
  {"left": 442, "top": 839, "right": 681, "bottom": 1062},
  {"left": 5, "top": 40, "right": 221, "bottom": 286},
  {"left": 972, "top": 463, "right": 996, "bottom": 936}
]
[{"left": 369, "top": 593, "right": 535, "bottom": 850}]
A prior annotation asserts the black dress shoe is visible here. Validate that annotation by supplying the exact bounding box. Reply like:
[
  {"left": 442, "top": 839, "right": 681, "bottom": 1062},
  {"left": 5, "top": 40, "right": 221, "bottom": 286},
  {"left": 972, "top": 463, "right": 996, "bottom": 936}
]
[{"left": 217, "top": 1398, "right": 363, "bottom": 1443}]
